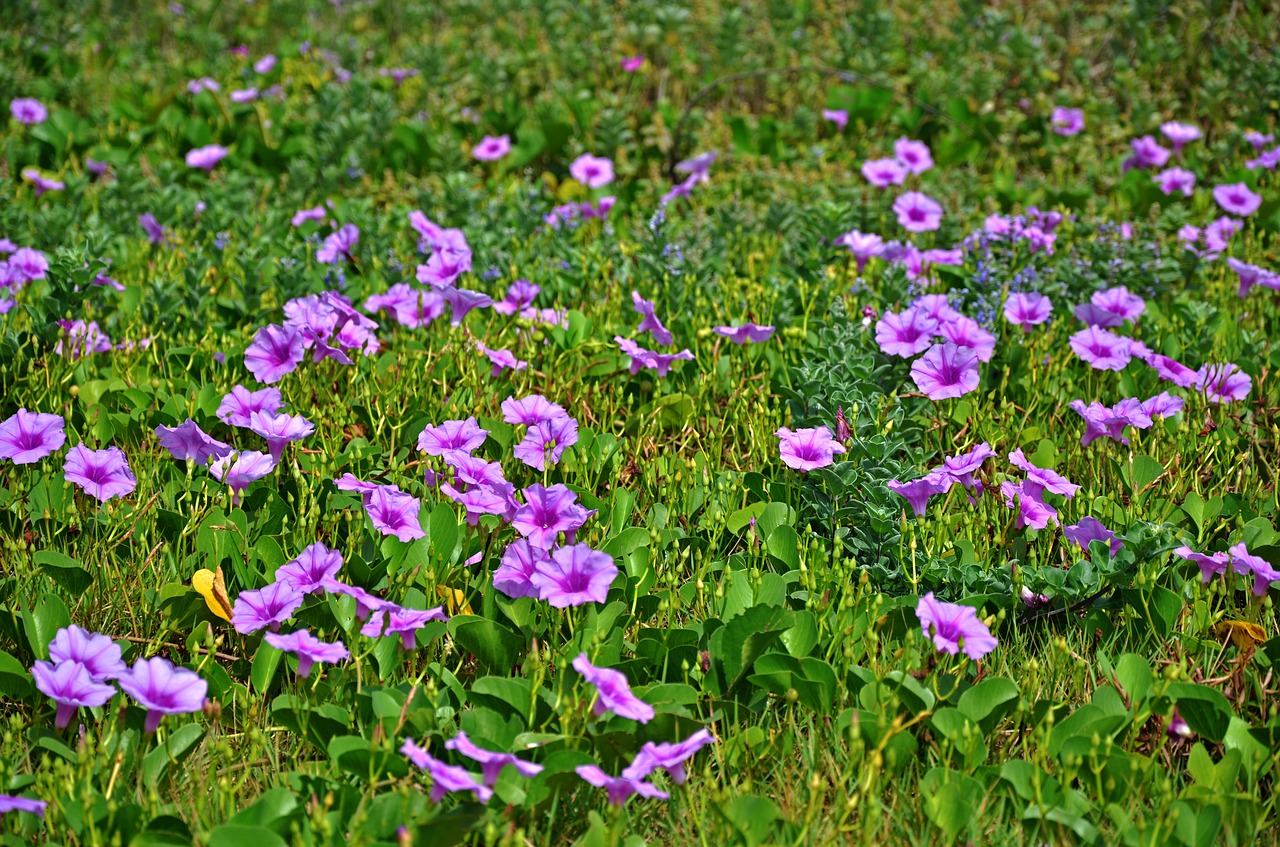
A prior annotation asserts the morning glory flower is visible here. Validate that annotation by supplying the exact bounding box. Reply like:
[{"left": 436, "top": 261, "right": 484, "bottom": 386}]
[
  {"left": 64, "top": 444, "right": 137, "bottom": 502},
  {"left": 575, "top": 764, "right": 669, "bottom": 806},
  {"left": 244, "top": 324, "right": 305, "bottom": 384},
  {"left": 887, "top": 472, "right": 954, "bottom": 516},
  {"left": 1160, "top": 121, "right": 1202, "bottom": 153},
  {"left": 910, "top": 343, "right": 981, "bottom": 400},
  {"left": 1069, "top": 326, "right": 1132, "bottom": 371},
  {"left": 513, "top": 415, "right": 579, "bottom": 471},
  {"left": 7, "top": 247, "right": 49, "bottom": 282},
  {"left": 10, "top": 97, "right": 47, "bottom": 125},
  {"left": 276, "top": 543, "right": 344, "bottom": 594},
  {"left": 569, "top": 154, "right": 614, "bottom": 188},
  {"left": 821, "top": 108, "right": 848, "bottom": 129},
  {"left": 1174, "top": 545, "right": 1230, "bottom": 582},
  {"left": 32, "top": 660, "right": 117, "bottom": 729},
  {"left": 361, "top": 605, "right": 447, "bottom": 649},
  {"left": 835, "top": 229, "right": 885, "bottom": 272},
  {"left": 624, "top": 729, "right": 716, "bottom": 784},
  {"left": 530, "top": 544, "right": 617, "bottom": 607},
  {"left": 573, "top": 653, "right": 655, "bottom": 722},
  {"left": 0, "top": 409, "right": 66, "bottom": 464},
  {"left": 364, "top": 487, "right": 425, "bottom": 542},
  {"left": 401, "top": 738, "right": 494, "bottom": 803},
  {"left": 916, "top": 593, "right": 997, "bottom": 660},
  {"left": 892, "top": 192, "right": 943, "bottom": 232},
  {"left": 1064, "top": 517, "right": 1123, "bottom": 557},
  {"left": 674, "top": 150, "right": 717, "bottom": 183},
  {"left": 185, "top": 144, "right": 229, "bottom": 171},
  {"left": 21, "top": 168, "right": 64, "bottom": 197},
  {"left": 512, "top": 484, "right": 593, "bottom": 549},
  {"left": 1154, "top": 167, "right": 1196, "bottom": 196},
  {"left": 875, "top": 307, "right": 938, "bottom": 357},
  {"left": 264, "top": 629, "right": 350, "bottom": 677},
  {"left": 1139, "top": 391, "right": 1184, "bottom": 419},
  {"left": 473, "top": 135, "right": 511, "bottom": 161},
  {"left": 1125, "top": 135, "right": 1170, "bottom": 170},
  {"left": 1051, "top": 106, "right": 1084, "bottom": 136},
  {"left": 1003, "top": 292, "right": 1053, "bottom": 328},
  {"left": 321, "top": 579, "right": 388, "bottom": 621},
  {"left": 938, "top": 315, "right": 996, "bottom": 363},
  {"left": 494, "top": 540, "right": 547, "bottom": 599},
  {"left": 209, "top": 450, "right": 276, "bottom": 505},
  {"left": 1212, "top": 183, "right": 1262, "bottom": 217},
  {"left": 1195, "top": 363, "right": 1251, "bottom": 404},
  {"left": 217, "top": 385, "right": 285, "bottom": 427},
  {"left": 501, "top": 394, "right": 567, "bottom": 427},
  {"left": 1228, "top": 542, "right": 1280, "bottom": 596},
  {"left": 154, "top": 420, "right": 232, "bottom": 464},
  {"left": 231, "top": 581, "right": 305, "bottom": 634},
  {"left": 632, "top": 291, "right": 674, "bottom": 345},
  {"left": 713, "top": 323, "right": 775, "bottom": 344},
  {"left": 316, "top": 223, "right": 359, "bottom": 264},
  {"left": 117, "top": 657, "right": 207, "bottom": 733},
  {"left": 48, "top": 626, "right": 126, "bottom": 680},
  {"left": 861, "top": 158, "right": 907, "bottom": 188},
  {"left": 1066, "top": 400, "right": 1151, "bottom": 446},
  {"left": 248, "top": 411, "right": 314, "bottom": 463},
  {"left": 418, "top": 417, "right": 489, "bottom": 457},
  {"left": 1227, "top": 258, "right": 1280, "bottom": 297},
  {"left": 893, "top": 137, "right": 933, "bottom": 174},
  {"left": 445, "top": 730, "right": 544, "bottom": 785},
  {"left": 775, "top": 426, "right": 846, "bottom": 471},
  {"left": 0, "top": 795, "right": 46, "bottom": 817},
  {"left": 939, "top": 441, "right": 996, "bottom": 497}
]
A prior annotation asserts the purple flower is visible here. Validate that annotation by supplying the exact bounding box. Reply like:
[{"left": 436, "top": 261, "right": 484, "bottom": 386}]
[
  {"left": 1091, "top": 286, "right": 1145, "bottom": 324},
  {"left": 675, "top": 151, "right": 717, "bottom": 184},
  {"left": 1154, "top": 167, "right": 1196, "bottom": 196},
  {"left": 513, "top": 415, "right": 579, "bottom": 472},
  {"left": 253, "top": 54, "right": 277, "bottom": 74},
  {"left": 1001, "top": 481, "right": 1059, "bottom": 530},
  {"left": 632, "top": 291, "right": 674, "bottom": 345},
  {"left": 32, "top": 660, "right": 116, "bottom": 729},
  {"left": 291, "top": 206, "right": 327, "bottom": 227},
  {"left": 1160, "top": 121, "right": 1202, "bottom": 153},
  {"left": 1227, "top": 258, "right": 1280, "bottom": 297},
  {"left": 56, "top": 320, "right": 113, "bottom": 359},
  {"left": 64, "top": 444, "right": 136, "bottom": 502},
  {"left": 892, "top": 192, "right": 943, "bottom": 232},
  {"left": 365, "top": 284, "right": 446, "bottom": 328},
  {"left": 445, "top": 730, "right": 544, "bottom": 785},
  {"left": 1140, "top": 391, "right": 1184, "bottom": 419},
  {"left": 1008, "top": 449, "right": 1080, "bottom": 500},
  {"left": 1175, "top": 545, "right": 1230, "bottom": 582},
  {"left": 1195, "top": 362, "right": 1251, "bottom": 404},
  {"left": 713, "top": 323, "right": 775, "bottom": 344},
  {"left": 0, "top": 409, "right": 66, "bottom": 464},
  {"left": 916, "top": 593, "right": 998, "bottom": 660},
  {"left": 1228, "top": 543, "right": 1280, "bottom": 596},
  {"left": 570, "top": 154, "right": 614, "bottom": 188},
  {"left": 209, "top": 450, "right": 277, "bottom": 505},
  {"left": 501, "top": 394, "right": 566, "bottom": 427},
  {"left": 494, "top": 540, "right": 546, "bottom": 599},
  {"left": 573, "top": 653, "right": 654, "bottom": 722},
  {"left": 875, "top": 308, "right": 938, "bottom": 357},
  {"left": 276, "top": 543, "right": 343, "bottom": 594},
  {"left": 230, "top": 88, "right": 258, "bottom": 103},
  {"left": 21, "top": 168, "right": 64, "bottom": 196},
  {"left": 401, "top": 738, "right": 493, "bottom": 803},
  {"left": 613, "top": 337, "right": 693, "bottom": 376},
  {"left": 187, "top": 77, "right": 219, "bottom": 94},
  {"left": 512, "top": 484, "right": 593, "bottom": 549},
  {"left": 440, "top": 287, "right": 493, "bottom": 325},
  {"left": 822, "top": 109, "right": 848, "bottom": 129},
  {"left": 530, "top": 544, "right": 617, "bottom": 607},
  {"left": 575, "top": 764, "right": 668, "bottom": 805},
  {"left": 116, "top": 657, "right": 207, "bottom": 733},
  {"left": 7, "top": 246, "right": 49, "bottom": 281},
  {"left": 887, "top": 472, "right": 954, "bottom": 516},
  {"left": 155, "top": 419, "right": 232, "bottom": 464},
  {"left": 417, "top": 417, "right": 489, "bottom": 457},
  {"left": 861, "top": 158, "right": 907, "bottom": 188},
  {"left": 248, "top": 411, "right": 314, "bottom": 463},
  {"left": 217, "top": 385, "right": 284, "bottom": 427},
  {"left": 1246, "top": 146, "right": 1280, "bottom": 171},
  {"left": 0, "top": 795, "right": 46, "bottom": 817},
  {"left": 624, "top": 729, "right": 715, "bottom": 784},
  {"left": 938, "top": 315, "right": 996, "bottom": 363},
  {"left": 10, "top": 97, "right": 47, "bottom": 125},
  {"left": 1069, "top": 326, "right": 1132, "bottom": 371},
  {"left": 775, "top": 426, "right": 846, "bottom": 471},
  {"left": 364, "top": 487, "right": 425, "bottom": 542},
  {"left": 621, "top": 56, "right": 645, "bottom": 72},
  {"left": 1125, "top": 136, "right": 1170, "bottom": 170},
  {"left": 893, "top": 137, "right": 933, "bottom": 174},
  {"left": 138, "top": 213, "right": 169, "bottom": 245},
  {"left": 1145, "top": 353, "right": 1199, "bottom": 388},
  {"left": 185, "top": 145, "right": 229, "bottom": 171},
  {"left": 835, "top": 230, "right": 885, "bottom": 272},
  {"left": 478, "top": 343, "right": 527, "bottom": 378},
  {"left": 322, "top": 579, "right": 388, "bottom": 620},
  {"left": 1212, "top": 183, "right": 1262, "bottom": 217},
  {"left": 231, "top": 581, "right": 305, "bottom": 634},
  {"left": 910, "top": 343, "right": 981, "bottom": 400},
  {"left": 473, "top": 135, "right": 511, "bottom": 161},
  {"left": 939, "top": 441, "right": 996, "bottom": 497},
  {"left": 264, "top": 629, "right": 349, "bottom": 677},
  {"left": 1244, "top": 130, "right": 1275, "bottom": 151},
  {"left": 1051, "top": 106, "right": 1084, "bottom": 136},
  {"left": 48, "top": 626, "right": 126, "bottom": 680},
  {"left": 362, "top": 605, "right": 447, "bottom": 649},
  {"left": 442, "top": 481, "right": 517, "bottom": 526},
  {"left": 1003, "top": 292, "right": 1053, "bottom": 328},
  {"left": 244, "top": 324, "right": 304, "bottom": 384},
  {"left": 1064, "top": 517, "right": 1122, "bottom": 557},
  {"left": 316, "top": 223, "right": 359, "bottom": 264},
  {"left": 492, "top": 279, "right": 540, "bottom": 315},
  {"left": 1067, "top": 400, "right": 1151, "bottom": 447}
]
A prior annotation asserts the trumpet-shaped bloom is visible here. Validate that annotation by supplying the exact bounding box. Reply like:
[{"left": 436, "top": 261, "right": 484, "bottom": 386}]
[
  {"left": 248, "top": 411, "right": 314, "bottom": 463},
  {"left": 575, "top": 764, "right": 668, "bottom": 805},
  {"left": 1160, "top": 121, "right": 1201, "bottom": 152},
  {"left": 1004, "top": 292, "right": 1053, "bottom": 327},
  {"left": 822, "top": 108, "right": 848, "bottom": 129},
  {"left": 1064, "top": 517, "right": 1122, "bottom": 556},
  {"left": 446, "top": 730, "right": 544, "bottom": 785},
  {"left": 512, "top": 484, "right": 592, "bottom": 549},
  {"left": 1227, "top": 258, "right": 1280, "bottom": 297},
  {"left": 493, "top": 540, "right": 547, "bottom": 599},
  {"left": 478, "top": 343, "right": 527, "bottom": 377},
  {"left": 1140, "top": 391, "right": 1184, "bottom": 419},
  {"left": 1069, "top": 326, "right": 1132, "bottom": 371},
  {"left": 264, "top": 629, "right": 350, "bottom": 677},
  {"left": 185, "top": 145, "right": 228, "bottom": 171},
  {"left": 1067, "top": 400, "right": 1151, "bottom": 446},
  {"left": 940, "top": 442, "right": 995, "bottom": 496},
  {"left": 117, "top": 657, "right": 207, "bottom": 734},
  {"left": 276, "top": 543, "right": 344, "bottom": 594},
  {"left": 244, "top": 324, "right": 304, "bottom": 384},
  {"left": 570, "top": 154, "right": 614, "bottom": 188},
  {"left": 401, "top": 738, "right": 493, "bottom": 803},
  {"left": 624, "top": 729, "right": 716, "bottom": 784},
  {"left": 362, "top": 605, "right": 447, "bottom": 649},
  {"left": 1195, "top": 362, "right": 1251, "bottom": 404},
  {"left": 530, "top": 544, "right": 617, "bottom": 607},
  {"left": 675, "top": 151, "right": 717, "bottom": 183},
  {"left": 887, "top": 472, "right": 954, "bottom": 516},
  {"left": 1051, "top": 107, "right": 1084, "bottom": 136},
  {"left": 364, "top": 284, "right": 446, "bottom": 328},
  {"left": 1008, "top": 449, "right": 1080, "bottom": 499},
  {"left": 48, "top": 626, "right": 126, "bottom": 680},
  {"left": 231, "top": 581, "right": 305, "bottom": 634},
  {"left": 894, "top": 138, "right": 933, "bottom": 174},
  {"left": 911, "top": 343, "right": 981, "bottom": 400},
  {"left": 217, "top": 385, "right": 284, "bottom": 427},
  {"left": 861, "top": 158, "right": 907, "bottom": 188},
  {"left": 775, "top": 426, "right": 846, "bottom": 471},
  {"left": 1154, "top": 167, "right": 1196, "bottom": 196},
  {"left": 573, "top": 653, "right": 654, "bottom": 722},
  {"left": 1000, "top": 481, "right": 1059, "bottom": 530},
  {"left": 875, "top": 308, "right": 938, "bottom": 357},
  {"left": 417, "top": 417, "right": 489, "bottom": 456},
  {"left": 1145, "top": 353, "right": 1199, "bottom": 388},
  {"left": 473, "top": 135, "right": 511, "bottom": 161},
  {"left": 713, "top": 323, "right": 775, "bottom": 344},
  {"left": 364, "top": 486, "right": 425, "bottom": 541},
  {"left": 916, "top": 593, "right": 997, "bottom": 660},
  {"left": 210, "top": 451, "right": 276, "bottom": 505},
  {"left": 835, "top": 230, "right": 885, "bottom": 272},
  {"left": 321, "top": 578, "right": 388, "bottom": 620},
  {"left": 1228, "top": 542, "right": 1280, "bottom": 596},
  {"left": 892, "top": 192, "right": 943, "bottom": 232},
  {"left": 1174, "top": 545, "right": 1230, "bottom": 582},
  {"left": 10, "top": 97, "right": 47, "bottom": 125},
  {"left": 1212, "top": 183, "right": 1262, "bottom": 217},
  {"left": 632, "top": 291, "right": 674, "bottom": 345},
  {"left": 64, "top": 444, "right": 136, "bottom": 502},
  {"left": 1091, "top": 286, "right": 1145, "bottom": 324},
  {"left": 1126, "top": 136, "right": 1170, "bottom": 170},
  {"left": 0, "top": 409, "right": 66, "bottom": 464},
  {"left": 938, "top": 315, "right": 996, "bottom": 363},
  {"left": 513, "top": 415, "right": 578, "bottom": 471},
  {"left": 501, "top": 394, "right": 566, "bottom": 427},
  {"left": 56, "top": 320, "right": 113, "bottom": 359},
  {"left": 155, "top": 419, "right": 232, "bottom": 464},
  {"left": 0, "top": 795, "right": 47, "bottom": 817},
  {"left": 316, "top": 223, "right": 359, "bottom": 264},
  {"left": 32, "top": 660, "right": 117, "bottom": 729},
  {"left": 492, "top": 279, "right": 540, "bottom": 315},
  {"left": 441, "top": 287, "right": 493, "bottom": 325}
]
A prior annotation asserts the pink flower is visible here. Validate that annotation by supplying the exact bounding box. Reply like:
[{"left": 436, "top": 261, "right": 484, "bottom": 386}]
[
  {"left": 1154, "top": 167, "right": 1196, "bottom": 197},
  {"left": 822, "top": 109, "right": 849, "bottom": 130},
  {"left": 892, "top": 192, "right": 943, "bottom": 232},
  {"left": 473, "top": 135, "right": 511, "bottom": 161},
  {"left": 775, "top": 426, "right": 846, "bottom": 471},
  {"left": 570, "top": 154, "right": 614, "bottom": 188},
  {"left": 621, "top": 56, "right": 644, "bottom": 72},
  {"left": 185, "top": 145, "right": 229, "bottom": 171},
  {"left": 1212, "top": 183, "right": 1262, "bottom": 217},
  {"left": 1160, "top": 121, "right": 1201, "bottom": 153},
  {"left": 875, "top": 307, "right": 938, "bottom": 357},
  {"left": 861, "top": 158, "right": 907, "bottom": 188},
  {"left": 893, "top": 138, "right": 933, "bottom": 174},
  {"left": 1003, "top": 292, "right": 1053, "bottom": 327},
  {"left": 910, "top": 343, "right": 980, "bottom": 400},
  {"left": 916, "top": 593, "right": 997, "bottom": 660},
  {"left": 1051, "top": 106, "right": 1084, "bottom": 136}
]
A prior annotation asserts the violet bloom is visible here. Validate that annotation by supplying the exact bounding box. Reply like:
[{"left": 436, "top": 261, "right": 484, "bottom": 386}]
[
  {"left": 713, "top": 323, "right": 775, "bottom": 344},
  {"left": 441, "top": 287, "right": 493, "bottom": 326},
  {"left": 264, "top": 629, "right": 349, "bottom": 677},
  {"left": 573, "top": 653, "right": 654, "bottom": 722},
  {"left": 675, "top": 151, "right": 717, "bottom": 184},
  {"left": 1064, "top": 517, "right": 1122, "bottom": 557},
  {"left": 1067, "top": 400, "right": 1150, "bottom": 447},
  {"left": 0, "top": 796, "right": 47, "bottom": 817},
  {"left": 446, "top": 730, "right": 544, "bottom": 786},
  {"left": 244, "top": 324, "right": 304, "bottom": 384},
  {"left": 1145, "top": 353, "right": 1199, "bottom": 388},
  {"left": 21, "top": 168, "right": 64, "bottom": 197},
  {"left": 1000, "top": 481, "right": 1059, "bottom": 530},
  {"left": 513, "top": 415, "right": 579, "bottom": 472},
  {"left": 48, "top": 625, "right": 126, "bottom": 680},
  {"left": 1008, "top": 449, "right": 1081, "bottom": 500},
  {"left": 1091, "top": 286, "right": 1145, "bottom": 324},
  {"left": 893, "top": 137, "right": 933, "bottom": 174},
  {"left": 1228, "top": 543, "right": 1280, "bottom": 596},
  {"left": 1126, "top": 136, "right": 1170, "bottom": 170},
  {"left": 1212, "top": 183, "right": 1262, "bottom": 217},
  {"left": 64, "top": 444, "right": 136, "bottom": 502},
  {"left": 209, "top": 450, "right": 277, "bottom": 505},
  {"left": 1244, "top": 130, "right": 1275, "bottom": 151},
  {"left": 1160, "top": 121, "right": 1202, "bottom": 153},
  {"left": 116, "top": 657, "right": 207, "bottom": 734},
  {"left": 55, "top": 320, "right": 113, "bottom": 360},
  {"left": 137, "top": 213, "right": 168, "bottom": 245},
  {"left": 887, "top": 472, "right": 954, "bottom": 516},
  {"left": 1195, "top": 363, "right": 1251, "bottom": 404},
  {"left": 1140, "top": 391, "right": 1184, "bottom": 419},
  {"left": 570, "top": 154, "right": 614, "bottom": 188},
  {"left": 1069, "top": 326, "right": 1132, "bottom": 371},
  {"left": 1154, "top": 167, "right": 1196, "bottom": 197},
  {"left": 494, "top": 540, "right": 547, "bottom": 599},
  {"left": 916, "top": 593, "right": 998, "bottom": 660},
  {"left": 276, "top": 542, "right": 343, "bottom": 594},
  {"left": 1175, "top": 545, "right": 1230, "bottom": 583},
  {"left": 775, "top": 426, "right": 846, "bottom": 472},
  {"left": 253, "top": 54, "right": 277, "bottom": 74},
  {"left": 632, "top": 291, "right": 674, "bottom": 345},
  {"left": 1072, "top": 302, "right": 1124, "bottom": 329},
  {"left": 230, "top": 88, "right": 258, "bottom": 103},
  {"left": 1247, "top": 147, "right": 1280, "bottom": 171},
  {"left": 835, "top": 230, "right": 885, "bottom": 272},
  {"left": 316, "top": 223, "right": 359, "bottom": 264},
  {"left": 401, "top": 739, "right": 493, "bottom": 803},
  {"left": 875, "top": 308, "right": 938, "bottom": 357},
  {"left": 625, "top": 729, "right": 715, "bottom": 784},
  {"left": 364, "top": 487, "right": 425, "bottom": 542},
  {"left": 1051, "top": 106, "right": 1084, "bottom": 136},
  {"left": 512, "top": 484, "right": 592, "bottom": 549},
  {"left": 10, "top": 97, "right": 47, "bottom": 125},
  {"left": 322, "top": 578, "right": 388, "bottom": 620},
  {"left": 530, "top": 544, "right": 617, "bottom": 607},
  {"left": 231, "top": 581, "right": 305, "bottom": 634},
  {"left": 187, "top": 77, "right": 219, "bottom": 94},
  {"left": 911, "top": 343, "right": 981, "bottom": 400},
  {"left": 1003, "top": 292, "right": 1053, "bottom": 328},
  {"left": 575, "top": 764, "right": 669, "bottom": 805},
  {"left": 155, "top": 419, "right": 232, "bottom": 464},
  {"left": 248, "top": 411, "right": 314, "bottom": 463},
  {"left": 501, "top": 394, "right": 566, "bottom": 427},
  {"left": 7, "top": 246, "right": 48, "bottom": 282},
  {"left": 0, "top": 409, "right": 66, "bottom": 464},
  {"left": 442, "top": 481, "right": 517, "bottom": 526},
  {"left": 940, "top": 441, "right": 995, "bottom": 497},
  {"left": 938, "top": 316, "right": 996, "bottom": 363},
  {"left": 217, "top": 385, "right": 284, "bottom": 427},
  {"left": 362, "top": 605, "right": 447, "bottom": 649},
  {"left": 364, "top": 285, "right": 446, "bottom": 329},
  {"left": 473, "top": 135, "right": 511, "bottom": 161},
  {"left": 1227, "top": 258, "right": 1280, "bottom": 297},
  {"left": 292, "top": 206, "right": 327, "bottom": 227},
  {"left": 892, "top": 192, "right": 943, "bottom": 233},
  {"left": 417, "top": 417, "right": 489, "bottom": 456},
  {"left": 621, "top": 55, "right": 645, "bottom": 72},
  {"left": 861, "top": 158, "right": 907, "bottom": 188},
  {"left": 32, "top": 660, "right": 116, "bottom": 729},
  {"left": 185, "top": 145, "right": 229, "bottom": 171},
  {"left": 822, "top": 108, "right": 848, "bottom": 130},
  {"left": 492, "top": 279, "right": 540, "bottom": 315}
]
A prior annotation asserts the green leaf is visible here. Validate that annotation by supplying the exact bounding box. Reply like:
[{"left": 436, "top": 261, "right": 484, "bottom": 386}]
[
  {"left": 23, "top": 593, "right": 70, "bottom": 660},
  {"left": 449, "top": 616, "right": 526, "bottom": 673},
  {"left": 33, "top": 551, "right": 93, "bottom": 594},
  {"left": 0, "top": 650, "right": 33, "bottom": 698},
  {"left": 1113, "top": 653, "right": 1153, "bottom": 707},
  {"left": 719, "top": 794, "right": 780, "bottom": 847},
  {"left": 921, "top": 767, "right": 983, "bottom": 840},
  {"left": 228, "top": 787, "right": 300, "bottom": 829},
  {"left": 709, "top": 605, "right": 793, "bottom": 695},
  {"left": 130, "top": 814, "right": 193, "bottom": 847},
  {"left": 205, "top": 826, "right": 287, "bottom": 847},
  {"left": 957, "top": 677, "right": 1021, "bottom": 734},
  {"left": 327, "top": 735, "right": 409, "bottom": 780},
  {"left": 143, "top": 723, "right": 205, "bottom": 784},
  {"left": 250, "top": 642, "right": 283, "bottom": 694},
  {"left": 1166, "top": 683, "right": 1233, "bottom": 742},
  {"left": 1129, "top": 455, "right": 1164, "bottom": 494}
]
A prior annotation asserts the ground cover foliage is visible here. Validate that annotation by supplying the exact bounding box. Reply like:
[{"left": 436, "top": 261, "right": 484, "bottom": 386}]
[{"left": 2, "top": 0, "right": 1280, "bottom": 844}]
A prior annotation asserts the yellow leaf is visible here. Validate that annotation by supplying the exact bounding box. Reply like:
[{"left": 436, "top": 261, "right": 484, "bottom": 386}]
[
  {"left": 1213, "top": 619, "right": 1267, "bottom": 651},
  {"left": 436, "top": 585, "right": 472, "bottom": 616},
  {"left": 193, "top": 565, "right": 233, "bottom": 622}
]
